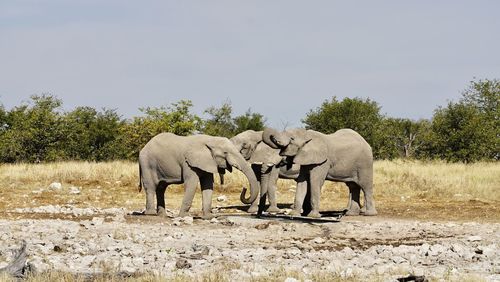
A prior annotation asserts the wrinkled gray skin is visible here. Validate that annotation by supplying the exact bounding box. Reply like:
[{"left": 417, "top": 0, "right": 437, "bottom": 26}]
[
  {"left": 231, "top": 130, "right": 301, "bottom": 213},
  {"left": 139, "top": 133, "right": 260, "bottom": 219},
  {"left": 263, "top": 128, "right": 377, "bottom": 218}
]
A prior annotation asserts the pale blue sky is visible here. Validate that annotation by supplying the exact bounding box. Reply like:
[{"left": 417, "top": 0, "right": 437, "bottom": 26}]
[{"left": 1, "top": 1, "right": 499, "bottom": 128}]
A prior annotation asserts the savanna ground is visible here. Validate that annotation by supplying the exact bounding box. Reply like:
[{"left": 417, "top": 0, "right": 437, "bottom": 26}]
[{"left": 0, "top": 160, "right": 499, "bottom": 281}]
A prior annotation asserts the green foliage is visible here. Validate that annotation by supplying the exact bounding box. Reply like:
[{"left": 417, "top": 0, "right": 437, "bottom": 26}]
[
  {"left": 302, "top": 97, "right": 385, "bottom": 158},
  {"left": 0, "top": 94, "right": 65, "bottom": 162},
  {"left": 430, "top": 102, "right": 492, "bottom": 162},
  {"left": 378, "top": 118, "right": 431, "bottom": 159},
  {"left": 201, "top": 101, "right": 235, "bottom": 138},
  {"left": 62, "top": 107, "right": 125, "bottom": 161},
  {"left": 426, "top": 79, "right": 499, "bottom": 162},
  {"left": 201, "top": 102, "right": 266, "bottom": 137},
  {"left": 0, "top": 78, "right": 497, "bottom": 163},
  {"left": 120, "top": 100, "right": 201, "bottom": 159},
  {"left": 233, "top": 109, "right": 266, "bottom": 134}
]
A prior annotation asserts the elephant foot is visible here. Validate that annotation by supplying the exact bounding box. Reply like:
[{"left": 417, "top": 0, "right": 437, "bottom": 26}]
[
  {"left": 157, "top": 207, "right": 168, "bottom": 217},
  {"left": 201, "top": 213, "right": 215, "bottom": 220},
  {"left": 361, "top": 209, "right": 378, "bottom": 216},
  {"left": 144, "top": 209, "right": 157, "bottom": 215},
  {"left": 345, "top": 209, "right": 361, "bottom": 216},
  {"left": 247, "top": 205, "right": 259, "bottom": 213},
  {"left": 307, "top": 210, "right": 321, "bottom": 218},
  {"left": 178, "top": 211, "right": 191, "bottom": 218},
  {"left": 289, "top": 209, "right": 301, "bottom": 217},
  {"left": 266, "top": 206, "right": 281, "bottom": 213}
]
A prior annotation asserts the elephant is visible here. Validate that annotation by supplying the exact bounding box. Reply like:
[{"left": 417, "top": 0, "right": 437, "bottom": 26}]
[
  {"left": 138, "top": 133, "right": 260, "bottom": 219},
  {"left": 231, "top": 130, "right": 301, "bottom": 213},
  {"left": 262, "top": 127, "right": 377, "bottom": 217}
]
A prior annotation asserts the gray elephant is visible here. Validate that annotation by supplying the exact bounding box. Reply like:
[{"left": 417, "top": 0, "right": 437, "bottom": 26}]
[
  {"left": 262, "top": 128, "right": 377, "bottom": 217},
  {"left": 231, "top": 130, "right": 301, "bottom": 213},
  {"left": 138, "top": 133, "right": 260, "bottom": 218}
]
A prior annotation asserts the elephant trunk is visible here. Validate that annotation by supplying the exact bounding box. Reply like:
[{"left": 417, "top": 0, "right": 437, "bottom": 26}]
[
  {"left": 234, "top": 157, "right": 260, "bottom": 205},
  {"left": 262, "top": 127, "right": 282, "bottom": 149}
]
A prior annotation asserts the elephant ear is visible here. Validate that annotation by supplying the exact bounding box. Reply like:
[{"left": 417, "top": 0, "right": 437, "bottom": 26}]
[
  {"left": 185, "top": 145, "right": 218, "bottom": 174},
  {"left": 293, "top": 138, "right": 328, "bottom": 165},
  {"left": 249, "top": 142, "right": 282, "bottom": 165}
]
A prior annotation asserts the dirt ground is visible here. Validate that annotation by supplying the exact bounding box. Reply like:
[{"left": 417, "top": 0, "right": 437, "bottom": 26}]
[{"left": 1, "top": 189, "right": 499, "bottom": 281}]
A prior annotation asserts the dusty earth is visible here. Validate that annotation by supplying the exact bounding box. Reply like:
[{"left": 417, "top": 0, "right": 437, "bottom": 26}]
[{"left": 0, "top": 203, "right": 498, "bottom": 281}]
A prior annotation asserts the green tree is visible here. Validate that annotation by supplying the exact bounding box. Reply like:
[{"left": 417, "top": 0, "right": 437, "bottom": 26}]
[
  {"left": 426, "top": 79, "right": 499, "bottom": 162},
  {"left": 430, "top": 102, "right": 491, "bottom": 162},
  {"left": 201, "top": 101, "right": 236, "bottom": 138},
  {"left": 461, "top": 78, "right": 499, "bottom": 159},
  {"left": 379, "top": 118, "right": 431, "bottom": 159},
  {"left": 303, "top": 96, "right": 384, "bottom": 157},
  {"left": 233, "top": 109, "right": 266, "bottom": 134},
  {"left": 0, "top": 94, "right": 65, "bottom": 162},
  {"left": 120, "top": 100, "right": 200, "bottom": 159}
]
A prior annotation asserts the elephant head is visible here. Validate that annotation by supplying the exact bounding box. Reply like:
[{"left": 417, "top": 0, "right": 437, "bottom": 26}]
[
  {"left": 185, "top": 137, "right": 260, "bottom": 204},
  {"left": 230, "top": 130, "right": 263, "bottom": 160},
  {"left": 232, "top": 130, "right": 282, "bottom": 167},
  {"left": 262, "top": 128, "right": 327, "bottom": 166}
]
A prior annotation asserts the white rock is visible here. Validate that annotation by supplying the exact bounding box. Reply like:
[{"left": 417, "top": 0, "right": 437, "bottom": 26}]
[
  {"left": 91, "top": 217, "right": 105, "bottom": 226},
  {"left": 216, "top": 195, "right": 228, "bottom": 202},
  {"left": 312, "top": 237, "right": 325, "bottom": 244},
  {"left": 285, "top": 278, "right": 299, "bottom": 282},
  {"left": 69, "top": 186, "right": 81, "bottom": 194},
  {"left": 180, "top": 216, "right": 194, "bottom": 225},
  {"left": 392, "top": 256, "right": 406, "bottom": 264},
  {"left": 48, "top": 182, "right": 62, "bottom": 190},
  {"left": 467, "top": 235, "right": 482, "bottom": 242}
]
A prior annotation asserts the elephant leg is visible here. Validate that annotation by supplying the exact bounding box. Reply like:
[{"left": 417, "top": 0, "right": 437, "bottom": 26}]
[
  {"left": 346, "top": 182, "right": 361, "bottom": 216},
  {"left": 358, "top": 168, "right": 377, "bottom": 216},
  {"left": 306, "top": 164, "right": 328, "bottom": 218},
  {"left": 290, "top": 174, "right": 308, "bottom": 216},
  {"left": 179, "top": 172, "right": 199, "bottom": 217},
  {"left": 145, "top": 188, "right": 157, "bottom": 215},
  {"left": 142, "top": 172, "right": 158, "bottom": 215},
  {"left": 301, "top": 186, "right": 312, "bottom": 216},
  {"left": 265, "top": 167, "right": 281, "bottom": 213},
  {"left": 247, "top": 165, "right": 262, "bottom": 213},
  {"left": 200, "top": 173, "right": 215, "bottom": 219},
  {"left": 156, "top": 182, "right": 168, "bottom": 216}
]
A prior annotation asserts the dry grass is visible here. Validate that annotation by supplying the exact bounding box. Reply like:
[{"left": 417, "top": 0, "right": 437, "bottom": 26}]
[
  {"left": 0, "top": 269, "right": 487, "bottom": 282},
  {"left": 0, "top": 160, "right": 499, "bottom": 221}
]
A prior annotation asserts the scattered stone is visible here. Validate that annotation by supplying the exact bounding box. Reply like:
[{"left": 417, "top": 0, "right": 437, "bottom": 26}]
[
  {"left": 48, "top": 182, "right": 62, "bottom": 190},
  {"left": 181, "top": 216, "right": 193, "bottom": 225},
  {"left": 216, "top": 195, "right": 228, "bottom": 202},
  {"left": 172, "top": 232, "right": 183, "bottom": 239},
  {"left": 312, "top": 237, "right": 325, "bottom": 244},
  {"left": 392, "top": 256, "right": 406, "bottom": 264},
  {"left": 69, "top": 186, "right": 81, "bottom": 195},
  {"left": 175, "top": 258, "right": 191, "bottom": 269},
  {"left": 467, "top": 236, "right": 482, "bottom": 242},
  {"left": 91, "top": 217, "right": 105, "bottom": 226},
  {"left": 255, "top": 222, "right": 272, "bottom": 230}
]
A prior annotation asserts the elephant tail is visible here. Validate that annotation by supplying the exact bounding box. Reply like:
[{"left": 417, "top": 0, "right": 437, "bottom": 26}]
[{"left": 138, "top": 162, "right": 143, "bottom": 193}]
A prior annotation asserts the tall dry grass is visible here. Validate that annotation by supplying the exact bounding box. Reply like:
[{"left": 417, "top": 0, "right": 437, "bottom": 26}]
[
  {"left": 0, "top": 161, "right": 138, "bottom": 187},
  {"left": 373, "top": 160, "right": 500, "bottom": 201},
  {"left": 1, "top": 160, "right": 498, "bottom": 201},
  {"left": 0, "top": 160, "right": 498, "bottom": 214}
]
